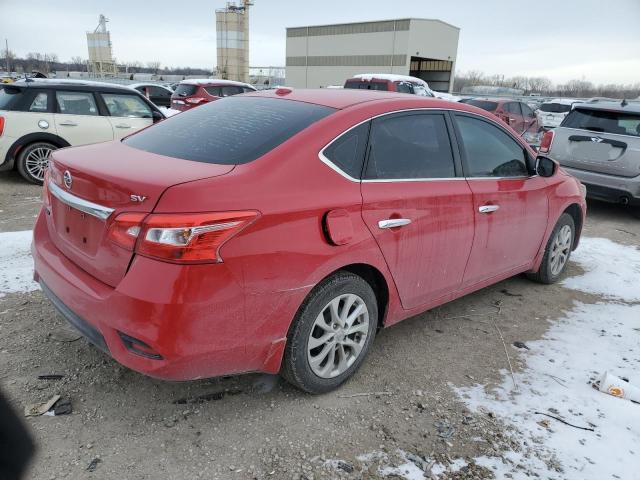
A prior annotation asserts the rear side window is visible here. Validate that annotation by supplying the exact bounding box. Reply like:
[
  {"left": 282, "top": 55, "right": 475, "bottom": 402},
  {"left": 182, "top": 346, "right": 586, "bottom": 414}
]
[
  {"left": 56, "top": 91, "right": 98, "bottom": 116},
  {"left": 204, "top": 86, "right": 221, "bottom": 96},
  {"left": 521, "top": 103, "right": 535, "bottom": 118},
  {"left": 540, "top": 103, "right": 571, "bottom": 113},
  {"left": 174, "top": 84, "right": 198, "bottom": 97},
  {"left": 395, "top": 82, "right": 414, "bottom": 94},
  {"left": 344, "top": 81, "right": 388, "bottom": 91},
  {"left": 465, "top": 100, "right": 498, "bottom": 112},
  {"left": 124, "top": 97, "right": 336, "bottom": 164},
  {"left": 102, "top": 93, "right": 152, "bottom": 118},
  {"left": 29, "top": 92, "right": 49, "bottom": 112},
  {"left": 365, "top": 114, "right": 455, "bottom": 180},
  {"left": 562, "top": 108, "right": 640, "bottom": 137},
  {"left": 455, "top": 115, "right": 528, "bottom": 177},
  {"left": 0, "top": 86, "right": 22, "bottom": 110},
  {"left": 322, "top": 122, "right": 370, "bottom": 179}
]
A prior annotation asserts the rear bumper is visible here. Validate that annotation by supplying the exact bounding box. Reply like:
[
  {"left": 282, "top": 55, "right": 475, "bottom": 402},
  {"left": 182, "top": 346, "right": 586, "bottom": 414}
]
[
  {"left": 561, "top": 166, "right": 640, "bottom": 205},
  {"left": 31, "top": 208, "right": 265, "bottom": 380}
]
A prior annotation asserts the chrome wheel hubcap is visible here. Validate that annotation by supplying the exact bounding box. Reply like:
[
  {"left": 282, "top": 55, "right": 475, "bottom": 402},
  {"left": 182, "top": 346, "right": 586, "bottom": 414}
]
[
  {"left": 550, "top": 224, "right": 572, "bottom": 276},
  {"left": 25, "top": 147, "right": 53, "bottom": 181},
  {"left": 307, "top": 293, "right": 369, "bottom": 379}
]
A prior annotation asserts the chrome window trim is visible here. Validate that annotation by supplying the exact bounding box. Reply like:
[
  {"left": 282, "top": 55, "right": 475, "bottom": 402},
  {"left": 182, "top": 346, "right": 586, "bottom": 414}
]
[
  {"left": 48, "top": 180, "right": 115, "bottom": 221},
  {"left": 317, "top": 107, "right": 535, "bottom": 183}
]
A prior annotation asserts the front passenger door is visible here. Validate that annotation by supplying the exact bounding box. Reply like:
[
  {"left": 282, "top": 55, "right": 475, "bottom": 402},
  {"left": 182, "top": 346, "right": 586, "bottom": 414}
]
[{"left": 100, "top": 93, "right": 154, "bottom": 139}]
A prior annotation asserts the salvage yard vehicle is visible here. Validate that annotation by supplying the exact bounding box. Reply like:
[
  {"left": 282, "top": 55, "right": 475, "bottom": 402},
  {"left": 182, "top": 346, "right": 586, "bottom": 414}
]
[
  {"left": 536, "top": 98, "right": 583, "bottom": 130},
  {"left": 541, "top": 100, "right": 640, "bottom": 208},
  {"left": 344, "top": 73, "right": 460, "bottom": 101},
  {"left": 129, "top": 83, "right": 175, "bottom": 108},
  {"left": 459, "top": 97, "right": 539, "bottom": 134},
  {"left": 170, "top": 78, "right": 256, "bottom": 112},
  {"left": 0, "top": 79, "right": 165, "bottom": 184},
  {"left": 32, "top": 89, "right": 586, "bottom": 394}
]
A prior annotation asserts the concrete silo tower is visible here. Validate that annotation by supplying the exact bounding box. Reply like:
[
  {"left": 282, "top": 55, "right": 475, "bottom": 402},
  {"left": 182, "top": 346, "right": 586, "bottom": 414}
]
[
  {"left": 86, "top": 15, "right": 118, "bottom": 77},
  {"left": 215, "top": 1, "right": 252, "bottom": 82}
]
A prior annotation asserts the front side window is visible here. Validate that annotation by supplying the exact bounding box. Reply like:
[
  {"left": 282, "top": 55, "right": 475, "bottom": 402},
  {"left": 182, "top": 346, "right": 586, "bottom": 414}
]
[
  {"left": 29, "top": 92, "right": 49, "bottom": 112},
  {"left": 365, "top": 113, "right": 455, "bottom": 180},
  {"left": 102, "top": 94, "right": 152, "bottom": 118},
  {"left": 521, "top": 103, "right": 535, "bottom": 118},
  {"left": 455, "top": 115, "right": 528, "bottom": 177},
  {"left": 464, "top": 100, "right": 498, "bottom": 112},
  {"left": 503, "top": 102, "right": 521, "bottom": 115},
  {"left": 562, "top": 108, "right": 640, "bottom": 137},
  {"left": 124, "top": 97, "right": 335, "bottom": 164},
  {"left": 322, "top": 122, "right": 370, "bottom": 179},
  {"left": 149, "top": 86, "right": 171, "bottom": 97},
  {"left": 220, "top": 86, "right": 244, "bottom": 97},
  {"left": 56, "top": 91, "right": 98, "bottom": 116}
]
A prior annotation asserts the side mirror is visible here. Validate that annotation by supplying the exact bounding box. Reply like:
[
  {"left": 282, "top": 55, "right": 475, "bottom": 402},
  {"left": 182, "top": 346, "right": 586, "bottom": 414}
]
[
  {"left": 152, "top": 110, "right": 165, "bottom": 123},
  {"left": 536, "top": 155, "right": 557, "bottom": 177}
]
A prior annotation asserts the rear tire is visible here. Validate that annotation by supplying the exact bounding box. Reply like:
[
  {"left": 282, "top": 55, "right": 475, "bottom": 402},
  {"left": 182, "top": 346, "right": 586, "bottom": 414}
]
[
  {"left": 281, "top": 272, "right": 378, "bottom": 394},
  {"left": 527, "top": 213, "right": 575, "bottom": 284},
  {"left": 17, "top": 142, "right": 57, "bottom": 185}
]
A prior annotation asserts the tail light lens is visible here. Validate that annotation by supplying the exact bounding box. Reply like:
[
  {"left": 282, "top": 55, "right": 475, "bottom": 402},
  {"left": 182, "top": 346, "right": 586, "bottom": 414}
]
[
  {"left": 539, "top": 130, "right": 555, "bottom": 153},
  {"left": 108, "top": 211, "right": 258, "bottom": 263},
  {"left": 185, "top": 97, "right": 205, "bottom": 105},
  {"left": 0, "top": 116, "right": 5, "bottom": 136}
]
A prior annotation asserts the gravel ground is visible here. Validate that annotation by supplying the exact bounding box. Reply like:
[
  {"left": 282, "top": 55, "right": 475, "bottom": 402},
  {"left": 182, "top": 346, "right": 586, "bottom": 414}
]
[{"left": 0, "top": 169, "right": 638, "bottom": 479}]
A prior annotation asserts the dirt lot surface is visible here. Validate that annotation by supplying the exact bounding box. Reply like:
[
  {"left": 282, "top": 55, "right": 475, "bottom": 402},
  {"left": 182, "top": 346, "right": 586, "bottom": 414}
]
[{"left": 1, "top": 169, "right": 639, "bottom": 479}]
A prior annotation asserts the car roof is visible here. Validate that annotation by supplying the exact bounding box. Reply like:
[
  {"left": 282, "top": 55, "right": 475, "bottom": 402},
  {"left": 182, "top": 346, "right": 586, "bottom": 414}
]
[
  {"left": 465, "top": 97, "right": 514, "bottom": 104},
  {"left": 543, "top": 98, "right": 583, "bottom": 105},
  {"left": 180, "top": 78, "right": 253, "bottom": 88},
  {"left": 244, "top": 88, "right": 463, "bottom": 110},
  {"left": 128, "top": 82, "right": 172, "bottom": 90},
  {"left": 349, "top": 74, "right": 428, "bottom": 86},
  {"left": 12, "top": 78, "right": 142, "bottom": 93},
  {"left": 575, "top": 101, "right": 640, "bottom": 114}
]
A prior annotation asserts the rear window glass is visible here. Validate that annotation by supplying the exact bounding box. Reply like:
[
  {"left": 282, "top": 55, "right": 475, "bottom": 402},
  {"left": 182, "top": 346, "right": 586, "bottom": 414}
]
[
  {"left": 540, "top": 103, "right": 572, "bottom": 113},
  {"left": 562, "top": 108, "right": 640, "bottom": 137},
  {"left": 0, "top": 86, "right": 22, "bottom": 110},
  {"left": 174, "top": 84, "right": 198, "bottom": 97},
  {"left": 344, "top": 81, "right": 388, "bottom": 91},
  {"left": 464, "top": 100, "right": 498, "bottom": 112},
  {"left": 124, "top": 97, "right": 336, "bottom": 164}
]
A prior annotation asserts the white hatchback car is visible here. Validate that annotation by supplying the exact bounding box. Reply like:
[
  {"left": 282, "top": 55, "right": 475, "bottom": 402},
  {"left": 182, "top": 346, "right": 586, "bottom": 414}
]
[
  {"left": 536, "top": 98, "right": 583, "bottom": 130},
  {"left": 0, "top": 79, "right": 165, "bottom": 184}
]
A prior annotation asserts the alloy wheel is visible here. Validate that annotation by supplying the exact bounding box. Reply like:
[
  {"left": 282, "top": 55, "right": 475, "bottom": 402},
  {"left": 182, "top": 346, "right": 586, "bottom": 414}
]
[
  {"left": 25, "top": 146, "right": 53, "bottom": 182},
  {"left": 307, "top": 293, "right": 369, "bottom": 379},
  {"left": 550, "top": 224, "right": 572, "bottom": 276}
]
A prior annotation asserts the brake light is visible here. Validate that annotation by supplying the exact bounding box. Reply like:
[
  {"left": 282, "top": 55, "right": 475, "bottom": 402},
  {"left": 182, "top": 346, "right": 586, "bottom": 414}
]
[
  {"left": 108, "top": 212, "right": 147, "bottom": 251},
  {"left": 185, "top": 97, "right": 205, "bottom": 105},
  {"left": 539, "top": 130, "right": 555, "bottom": 153},
  {"left": 0, "top": 116, "right": 4, "bottom": 136}
]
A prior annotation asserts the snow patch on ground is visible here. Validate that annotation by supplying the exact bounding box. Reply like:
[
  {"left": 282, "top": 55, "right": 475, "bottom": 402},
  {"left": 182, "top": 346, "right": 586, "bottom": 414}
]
[
  {"left": 454, "top": 236, "right": 640, "bottom": 479},
  {"left": 0, "top": 230, "right": 39, "bottom": 297}
]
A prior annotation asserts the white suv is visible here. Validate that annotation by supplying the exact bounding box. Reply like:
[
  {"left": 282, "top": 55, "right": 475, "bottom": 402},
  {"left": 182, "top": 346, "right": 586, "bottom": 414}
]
[
  {"left": 536, "top": 98, "right": 583, "bottom": 130},
  {"left": 0, "top": 79, "right": 165, "bottom": 184}
]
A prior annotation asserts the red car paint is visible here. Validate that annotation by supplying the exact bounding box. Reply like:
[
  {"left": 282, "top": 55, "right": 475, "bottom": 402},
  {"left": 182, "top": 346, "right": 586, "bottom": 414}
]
[
  {"left": 170, "top": 79, "right": 256, "bottom": 111},
  {"left": 461, "top": 97, "right": 539, "bottom": 134},
  {"left": 32, "top": 89, "right": 586, "bottom": 381}
]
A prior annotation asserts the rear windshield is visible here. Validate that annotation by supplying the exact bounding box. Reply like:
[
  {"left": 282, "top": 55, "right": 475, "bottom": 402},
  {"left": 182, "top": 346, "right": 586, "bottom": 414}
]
[
  {"left": 562, "top": 108, "right": 640, "bottom": 137},
  {"left": 124, "top": 97, "right": 336, "bottom": 164},
  {"left": 464, "top": 100, "right": 498, "bottom": 112},
  {"left": 540, "top": 103, "right": 572, "bottom": 113},
  {"left": 174, "top": 84, "right": 198, "bottom": 97},
  {"left": 0, "top": 86, "right": 22, "bottom": 110},
  {"left": 344, "top": 80, "right": 388, "bottom": 91}
]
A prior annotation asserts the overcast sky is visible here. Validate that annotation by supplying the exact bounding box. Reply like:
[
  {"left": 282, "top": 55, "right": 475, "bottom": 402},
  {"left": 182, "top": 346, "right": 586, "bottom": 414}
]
[{"left": 1, "top": 0, "right": 639, "bottom": 85}]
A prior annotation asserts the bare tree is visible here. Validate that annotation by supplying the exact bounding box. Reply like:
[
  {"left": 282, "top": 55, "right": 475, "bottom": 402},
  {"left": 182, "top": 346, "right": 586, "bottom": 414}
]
[{"left": 147, "top": 61, "right": 161, "bottom": 75}]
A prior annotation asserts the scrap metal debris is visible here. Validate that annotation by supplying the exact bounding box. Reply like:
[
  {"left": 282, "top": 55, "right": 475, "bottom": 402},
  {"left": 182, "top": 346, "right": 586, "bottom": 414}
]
[{"left": 24, "top": 394, "right": 60, "bottom": 417}]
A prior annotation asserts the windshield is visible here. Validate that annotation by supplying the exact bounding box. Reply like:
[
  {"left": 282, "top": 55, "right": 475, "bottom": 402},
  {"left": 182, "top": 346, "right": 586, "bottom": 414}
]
[
  {"left": 124, "top": 96, "right": 336, "bottom": 164},
  {"left": 540, "top": 103, "right": 572, "bottom": 113},
  {"left": 562, "top": 108, "right": 640, "bottom": 137}
]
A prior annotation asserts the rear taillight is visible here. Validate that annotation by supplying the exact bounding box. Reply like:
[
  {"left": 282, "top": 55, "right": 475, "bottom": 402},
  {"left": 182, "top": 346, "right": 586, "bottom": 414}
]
[
  {"left": 185, "top": 97, "right": 205, "bottom": 105},
  {"left": 539, "top": 130, "right": 555, "bottom": 153},
  {"left": 0, "top": 116, "right": 5, "bottom": 136},
  {"left": 108, "top": 211, "right": 258, "bottom": 263}
]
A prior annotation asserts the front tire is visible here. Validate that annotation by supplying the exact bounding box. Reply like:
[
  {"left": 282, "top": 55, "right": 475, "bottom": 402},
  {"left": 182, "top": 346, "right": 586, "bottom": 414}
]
[
  {"left": 282, "top": 272, "right": 378, "bottom": 394},
  {"left": 527, "top": 213, "right": 575, "bottom": 284},
  {"left": 17, "top": 142, "right": 57, "bottom": 185}
]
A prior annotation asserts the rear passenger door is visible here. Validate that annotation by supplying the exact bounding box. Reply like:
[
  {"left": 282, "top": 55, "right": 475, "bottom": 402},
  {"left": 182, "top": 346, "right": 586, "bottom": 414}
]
[
  {"left": 99, "top": 93, "right": 154, "bottom": 139},
  {"left": 452, "top": 113, "right": 549, "bottom": 287},
  {"left": 53, "top": 90, "right": 113, "bottom": 146},
  {"left": 503, "top": 102, "right": 525, "bottom": 133},
  {"left": 360, "top": 112, "right": 474, "bottom": 310}
]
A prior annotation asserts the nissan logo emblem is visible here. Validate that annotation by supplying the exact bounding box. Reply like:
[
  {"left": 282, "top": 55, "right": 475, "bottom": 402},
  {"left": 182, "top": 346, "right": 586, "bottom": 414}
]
[{"left": 63, "top": 170, "right": 73, "bottom": 189}]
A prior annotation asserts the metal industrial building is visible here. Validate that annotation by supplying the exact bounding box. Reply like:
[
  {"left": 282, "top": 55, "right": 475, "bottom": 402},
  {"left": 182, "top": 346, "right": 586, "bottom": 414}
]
[
  {"left": 286, "top": 18, "right": 459, "bottom": 92},
  {"left": 216, "top": 1, "right": 252, "bottom": 83}
]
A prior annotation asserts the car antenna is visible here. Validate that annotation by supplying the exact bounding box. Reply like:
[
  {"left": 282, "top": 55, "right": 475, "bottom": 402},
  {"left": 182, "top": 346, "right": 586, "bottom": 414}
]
[{"left": 621, "top": 98, "right": 628, "bottom": 107}]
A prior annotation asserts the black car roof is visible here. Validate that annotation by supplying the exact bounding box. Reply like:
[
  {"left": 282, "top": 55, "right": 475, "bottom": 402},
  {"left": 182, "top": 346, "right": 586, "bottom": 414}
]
[{"left": 11, "top": 79, "right": 139, "bottom": 94}]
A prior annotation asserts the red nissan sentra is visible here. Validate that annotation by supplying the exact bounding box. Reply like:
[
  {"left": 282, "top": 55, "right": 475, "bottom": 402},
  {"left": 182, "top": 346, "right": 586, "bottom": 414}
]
[{"left": 32, "top": 88, "right": 586, "bottom": 393}]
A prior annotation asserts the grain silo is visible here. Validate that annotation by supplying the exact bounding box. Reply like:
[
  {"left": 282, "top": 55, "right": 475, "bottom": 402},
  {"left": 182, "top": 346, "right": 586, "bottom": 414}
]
[
  {"left": 86, "top": 15, "right": 118, "bottom": 77},
  {"left": 215, "top": 1, "right": 252, "bottom": 83}
]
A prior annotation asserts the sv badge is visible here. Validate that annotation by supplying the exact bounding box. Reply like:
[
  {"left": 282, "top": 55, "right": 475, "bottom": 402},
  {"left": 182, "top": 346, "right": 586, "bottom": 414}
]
[{"left": 130, "top": 195, "right": 147, "bottom": 202}]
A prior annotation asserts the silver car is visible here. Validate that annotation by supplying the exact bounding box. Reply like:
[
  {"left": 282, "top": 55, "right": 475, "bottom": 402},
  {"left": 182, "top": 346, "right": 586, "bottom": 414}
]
[{"left": 543, "top": 101, "right": 640, "bottom": 208}]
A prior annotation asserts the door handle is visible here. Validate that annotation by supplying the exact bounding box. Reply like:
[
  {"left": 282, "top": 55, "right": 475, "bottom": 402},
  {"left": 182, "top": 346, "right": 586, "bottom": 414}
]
[
  {"left": 478, "top": 205, "right": 500, "bottom": 214},
  {"left": 115, "top": 124, "right": 132, "bottom": 129},
  {"left": 378, "top": 218, "right": 411, "bottom": 229},
  {"left": 59, "top": 121, "right": 77, "bottom": 126}
]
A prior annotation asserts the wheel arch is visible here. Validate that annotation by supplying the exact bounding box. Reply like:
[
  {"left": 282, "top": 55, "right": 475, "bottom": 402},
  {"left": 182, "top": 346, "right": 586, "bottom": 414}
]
[
  {"left": 4, "top": 132, "right": 71, "bottom": 170},
  {"left": 562, "top": 203, "right": 583, "bottom": 250}
]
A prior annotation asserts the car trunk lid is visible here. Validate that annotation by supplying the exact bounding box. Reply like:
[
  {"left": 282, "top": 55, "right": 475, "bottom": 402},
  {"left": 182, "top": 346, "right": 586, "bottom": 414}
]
[{"left": 45, "top": 141, "right": 234, "bottom": 286}]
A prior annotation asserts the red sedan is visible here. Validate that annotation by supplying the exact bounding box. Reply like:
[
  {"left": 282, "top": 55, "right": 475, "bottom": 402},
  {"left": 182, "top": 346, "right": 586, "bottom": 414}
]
[{"left": 32, "top": 89, "right": 586, "bottom": 393}]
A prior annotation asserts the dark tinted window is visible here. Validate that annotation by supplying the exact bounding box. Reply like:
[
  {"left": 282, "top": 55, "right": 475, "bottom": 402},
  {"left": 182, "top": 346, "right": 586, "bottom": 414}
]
[
  {"left": 0, "top": 86, "right": 22, "bottom": 110},
  {"left": 174, "top": 84, "right": 198, "bottom": 96},
  {"left": 220, "top": 86, "right": 243, "bottom": 97},
  {"left": 204, "top": 86, "right": 221, "bottom": 96},
  {"left": 149, "top": 86, "right": 170, "bottom": 97},
  {"left": 395, "top": 82, "right": 413, "bottom": 94},
  {"left": 456, "top": 115, "right": 528, "bottom": 177},
  {"left": 504, "top": 102, "right": 521, "bottom": 115},
  {"left": 465, "top": 100, "right": 498, "bottom": 112},
  {"left": 242, "top": 87, "right": 256, "bottom": 93},
  {"left": 521, "top": 103, "right": 535, "bottom": 118},
  {"left": 124, "top": 97, "right": 335, "bottom": 164},
  {"left": 344, "top": 81, "right": 388, "bottom": 91},
  {"left": 365, "top": 114, "right": 455, "bottom": 180},
  {"left": 540, "top": 103, "right": 572, "bottom": 113},
  {"left": 323, "top": 122, "right": 370, "bottom": 179},
  {"left": 562, "top": 108, "right": 640, "bottom": 137}
]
